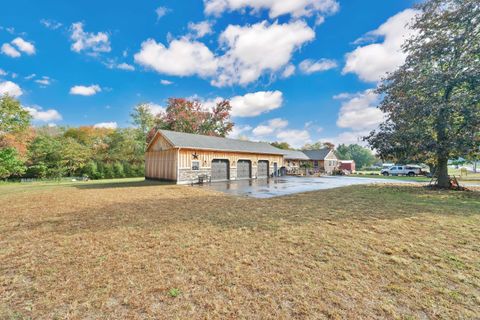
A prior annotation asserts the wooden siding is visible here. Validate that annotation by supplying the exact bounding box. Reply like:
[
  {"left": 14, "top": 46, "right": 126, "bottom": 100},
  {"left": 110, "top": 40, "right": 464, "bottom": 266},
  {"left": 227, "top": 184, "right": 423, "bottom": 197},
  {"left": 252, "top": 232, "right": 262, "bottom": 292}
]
[
  {"left": 178, "top": 148, "right": 283, "bottom": 170},
  {"left": 145, "top": 149, "right": 177, "bottom": 180},
  {"left": 149, "top": 134, "right": 174, "bottom": 152}
]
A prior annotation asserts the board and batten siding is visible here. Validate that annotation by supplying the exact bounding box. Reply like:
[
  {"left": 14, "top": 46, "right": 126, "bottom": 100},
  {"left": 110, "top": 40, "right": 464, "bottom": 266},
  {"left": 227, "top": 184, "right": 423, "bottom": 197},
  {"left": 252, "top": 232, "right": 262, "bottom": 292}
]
[
  {"left": 177, "top": 149, "right": 283, "bottom": 170},
  {"left": 145, "top": 150, "right": 178, "bottom": 181},
  {"left": 145, "top": 134, "right": 178, "bottom": 181}
]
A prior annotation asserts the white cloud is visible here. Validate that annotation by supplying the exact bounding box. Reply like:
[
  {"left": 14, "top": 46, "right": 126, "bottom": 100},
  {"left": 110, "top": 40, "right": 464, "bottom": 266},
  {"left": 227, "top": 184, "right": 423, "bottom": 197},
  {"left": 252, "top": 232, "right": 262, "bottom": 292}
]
[
  {"left": 23, "top": 105, "right": 62, "bottom": 122},
  {"left": 94, "top": 122, "right": 117, "bottom": 129},
  {"left": 24, "top": 73, "right": 36, "bottom": 80},
  {"left": 35, "top": 76, "right": 52, "bottom": 86},
  {"left": 188, "top": 21, "right": 214, "bottom": 38},
  {"left": 160, "top": 79, "right": 173, "bottom": 85},
  {"left": 0, "top": 69, "right": 6, "bottom": 76},
  {"left": 343, "top": 9, "right": 419, "bottom": 82},
  {"left": 1, "top": 43, "right": 21, "bottom": 58},
  {"left": 70, "top": 22, "right": 111, "bottom": 54},
  {"left": 40, "top": 19, "right": 63, "bottom": 30},
  {"left": 116, "top": 62, "right": 135, "bottom": 71},
  {"left": 134, "top": 38, "right": 218, "bottom": 77},
  {"left": 204, "top": 0, "right": 339, "bottom": 19},
  {"left": 336, "top": 89, "right": 384, "bottom": 131},
  {"left": 12, "top": 37, "right": 36, "bottom": 55},
  {"left": 228, "top": 124, "right": 253, "bottom": 139},
  {"left": 146, "top": 102, "right": 165, "bottom": 115},
  {"left": 299, "top": 58, "right": 337, "bottom": 74},
  {"left": 252, "top": 118, "right": 288, "bottom": 136},
  {"left": 0, "top": 81, "right": 22, "bottom": 97},
  {"left": 155, "top": 7, "right": 169, "bottom": 20},
  {"left": 213, "top": 21, "right": 315, "bottom": 86},
  {"left": 69, "top": 84, "right": 101, "bottom": 96},
  {"left": 276, "top": 129, "right": 311, "bottom": 148},
  {"left": 281, "top": 64, "right": 295, "bottom": 78},
  {"left": 230, "top": 90, "right": 283, "bottom": 117}
]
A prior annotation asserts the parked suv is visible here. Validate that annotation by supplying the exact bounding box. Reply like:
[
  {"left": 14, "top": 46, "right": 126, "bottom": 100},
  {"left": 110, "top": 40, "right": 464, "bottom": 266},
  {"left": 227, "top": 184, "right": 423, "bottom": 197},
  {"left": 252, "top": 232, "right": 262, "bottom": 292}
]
[{"left": 381, "top": 165, "right": 423, "bottom": 177}]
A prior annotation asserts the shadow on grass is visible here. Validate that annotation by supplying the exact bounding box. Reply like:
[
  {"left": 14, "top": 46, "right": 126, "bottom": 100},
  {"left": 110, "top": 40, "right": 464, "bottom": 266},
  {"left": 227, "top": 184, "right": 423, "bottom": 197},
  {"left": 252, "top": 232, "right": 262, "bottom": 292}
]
[{"left": 74, "top": 179, "right": 174, "bottom": 190}]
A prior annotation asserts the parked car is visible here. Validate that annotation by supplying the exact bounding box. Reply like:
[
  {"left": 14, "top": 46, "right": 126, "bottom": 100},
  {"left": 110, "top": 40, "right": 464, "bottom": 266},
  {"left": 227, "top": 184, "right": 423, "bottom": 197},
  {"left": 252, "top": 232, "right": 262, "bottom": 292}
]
[{"left": 381, "top": 165, "right": 424, "bottom": 177}]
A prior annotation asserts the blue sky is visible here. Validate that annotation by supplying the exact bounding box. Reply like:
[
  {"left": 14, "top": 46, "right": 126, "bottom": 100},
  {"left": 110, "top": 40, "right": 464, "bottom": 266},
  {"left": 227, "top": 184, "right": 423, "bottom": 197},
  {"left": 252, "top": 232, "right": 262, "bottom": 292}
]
[{"left": 0, "top": 0, "right": 418, "bottom": 147}]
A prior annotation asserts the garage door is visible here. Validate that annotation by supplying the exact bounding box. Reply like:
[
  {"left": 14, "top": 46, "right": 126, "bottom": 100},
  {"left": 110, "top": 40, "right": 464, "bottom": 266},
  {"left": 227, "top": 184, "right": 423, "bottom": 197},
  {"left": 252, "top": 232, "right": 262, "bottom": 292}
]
[
  {"left": 257, "top": 160, "right": 269, "bottom": 178},
  {"left": 237, "top": 160, "right": 251, "bottom": 179},
  {"left": 211, "top": 159, "right": 229, "bottom": 181}
]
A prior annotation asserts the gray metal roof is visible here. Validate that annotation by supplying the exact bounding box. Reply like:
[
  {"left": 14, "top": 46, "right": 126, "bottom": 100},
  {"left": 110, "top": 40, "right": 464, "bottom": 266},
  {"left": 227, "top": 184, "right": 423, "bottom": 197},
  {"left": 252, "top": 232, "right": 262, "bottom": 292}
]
[
  {"left": 158, "top": 130, "right": 285, "bottom": 155},
  {"left": 282, "top": 149, "right": 310, "bottom": 160},
  {"left": 302, "top": 148, "right": 333, "bottom": 160}
]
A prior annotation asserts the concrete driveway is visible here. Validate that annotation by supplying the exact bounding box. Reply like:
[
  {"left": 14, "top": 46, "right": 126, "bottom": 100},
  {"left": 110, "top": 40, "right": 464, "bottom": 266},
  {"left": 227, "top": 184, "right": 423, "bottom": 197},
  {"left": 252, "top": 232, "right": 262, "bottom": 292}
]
[{"left": 196, "top": 176, "right": 419, "bottom": 198}]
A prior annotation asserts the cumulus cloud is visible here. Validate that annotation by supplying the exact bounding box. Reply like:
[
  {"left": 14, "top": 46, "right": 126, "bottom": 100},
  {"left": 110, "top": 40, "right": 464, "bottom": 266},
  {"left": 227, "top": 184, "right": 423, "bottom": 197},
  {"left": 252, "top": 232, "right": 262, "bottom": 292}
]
[
  {"left": 145, "top": 102, "right": 165, "bottom": 115},
  {"left": 23, "top": 105, "right": 62, "bottom": 122},
  {"left": 204, "top": 0, "right": 339, "bottom": 19},
  {"left": 0, "top": 69, "right": 7, "bottom": 76},
  {"left": 94, "top": 122, "right": 118, "bottom": 129},
  {"left": 276, "top": 129, "right": 311, "bottom": 148},
  {"left": 299, "top": 58, "right": 337, "bottom": 74},
  {"left": 188, "top": 21, "right": 214, "bottom": 38},
  {"left": 0, "top": 81, "right": 22, "bottom": 97},
  {"left": 1, "top": 43, "right": 21, "bottom": 58},
  {"left": 69, "top": 84, "right": 101, "bottom": 96},
  {"left": 70, "top": 22, "right": 111, "bottom": 54},
  {"left": 214, "top": 21, "right": 315, "bottom": 86},
  {"left": 228, "top": 124, "right": 253, "bottom": 139},
  {"left": 252, "top": 118, "right": 288, "bottom": 136},
  {"left": 134, "top": 20, "right": 314, "bottom": 86},
  {"left": 11, "top": 37, "right": 36, "bottom": 55},
  {"left": 336, "top": 89, "right": 384, "bottom": 131},
  {"left": 230, "top": 90, "right": 283, "bottom": 117},
  {"left": 343, "top": 9, "right": 419, "bottom": 82},
  {"left": 134, "top": 38, "right": 218, "bottom": 77}
]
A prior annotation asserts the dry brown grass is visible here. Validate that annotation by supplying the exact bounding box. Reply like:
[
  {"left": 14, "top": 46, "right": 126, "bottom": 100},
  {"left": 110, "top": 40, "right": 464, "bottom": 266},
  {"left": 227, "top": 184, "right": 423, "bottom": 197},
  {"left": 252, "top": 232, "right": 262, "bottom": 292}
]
[{"left": 0, "top": 181, "right": 479, "bottom": 319}]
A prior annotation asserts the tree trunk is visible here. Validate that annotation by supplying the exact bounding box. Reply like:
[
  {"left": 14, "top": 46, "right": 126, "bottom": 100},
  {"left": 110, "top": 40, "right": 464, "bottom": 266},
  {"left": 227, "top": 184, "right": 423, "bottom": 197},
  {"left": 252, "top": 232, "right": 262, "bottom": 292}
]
[{"left": 436, "top": 156, "right": 450, "bottom": 188}]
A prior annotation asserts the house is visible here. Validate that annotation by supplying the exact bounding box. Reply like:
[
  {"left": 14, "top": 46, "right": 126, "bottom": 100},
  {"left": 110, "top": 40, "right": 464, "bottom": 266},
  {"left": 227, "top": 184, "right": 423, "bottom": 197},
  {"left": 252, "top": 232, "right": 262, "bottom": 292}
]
[
  {"left": 339, "top": 160, "right": 356, "bottom": 173},
  {"left": 145, "top": 130, "right": 285, "bottom": 184},
  {"left": 283, "top": 148, "right": 339, "bottom": 174},
  {"left": 282, "top": 150, "right": 310, "bottom": 174}
]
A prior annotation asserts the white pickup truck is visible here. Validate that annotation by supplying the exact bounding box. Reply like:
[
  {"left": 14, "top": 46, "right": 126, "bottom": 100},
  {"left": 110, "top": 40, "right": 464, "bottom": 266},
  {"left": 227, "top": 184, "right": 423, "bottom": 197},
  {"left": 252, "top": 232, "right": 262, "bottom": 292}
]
[{"left": 381, "top": 165, "right": 424, "bottom": 177}]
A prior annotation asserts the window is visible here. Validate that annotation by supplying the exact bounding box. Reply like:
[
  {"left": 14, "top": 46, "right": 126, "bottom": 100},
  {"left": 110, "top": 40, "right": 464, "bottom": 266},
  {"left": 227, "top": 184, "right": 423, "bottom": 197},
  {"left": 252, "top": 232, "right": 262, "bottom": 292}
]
[
  {"left": 192, "top": 161, "right": 200, "bottom": 171},
  {"left": 398, "top": 166, "right": 403, "bottom": 170}
]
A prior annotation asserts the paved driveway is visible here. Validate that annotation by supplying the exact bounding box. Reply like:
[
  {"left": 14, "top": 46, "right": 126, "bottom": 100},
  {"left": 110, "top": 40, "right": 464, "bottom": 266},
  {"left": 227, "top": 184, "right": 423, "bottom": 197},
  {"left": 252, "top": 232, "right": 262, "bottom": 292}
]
[{"left": 196, "top": 176, "right": 419, "bottom": 198}]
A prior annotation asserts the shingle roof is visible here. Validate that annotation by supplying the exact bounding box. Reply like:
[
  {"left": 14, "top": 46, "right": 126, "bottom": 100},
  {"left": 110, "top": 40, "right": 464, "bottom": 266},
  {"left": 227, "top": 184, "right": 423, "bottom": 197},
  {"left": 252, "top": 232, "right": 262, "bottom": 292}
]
[
  {"left": 282, "top": 150, "right": 310, "bottom": 160},
  {"left": 157, "top": 130, "right": 285, "bottom": 155},
  {"left": 302, "top": 148, "right": 333, "bottom": 160}
]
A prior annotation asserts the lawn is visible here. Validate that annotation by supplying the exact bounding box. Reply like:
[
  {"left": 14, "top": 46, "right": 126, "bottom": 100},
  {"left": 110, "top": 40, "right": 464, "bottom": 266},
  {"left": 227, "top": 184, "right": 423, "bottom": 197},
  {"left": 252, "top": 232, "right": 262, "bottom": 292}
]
[{"left": 0, "top": 179, "right": 479, "bottom": 319}]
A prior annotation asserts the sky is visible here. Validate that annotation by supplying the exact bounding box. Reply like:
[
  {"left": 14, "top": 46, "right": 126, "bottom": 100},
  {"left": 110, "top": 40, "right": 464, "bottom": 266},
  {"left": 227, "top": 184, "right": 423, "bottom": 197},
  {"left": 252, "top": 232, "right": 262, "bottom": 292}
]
[{"left": 0, "top": 0, "right": 419, "bottom": 148}]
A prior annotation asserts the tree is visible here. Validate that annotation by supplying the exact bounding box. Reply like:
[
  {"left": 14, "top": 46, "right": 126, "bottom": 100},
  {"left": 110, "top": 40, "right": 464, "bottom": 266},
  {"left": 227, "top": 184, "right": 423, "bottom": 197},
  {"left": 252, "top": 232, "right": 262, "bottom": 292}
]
[
  {"left": 302, "top": 141, "right": 335, "bottom": 150},
  {"left": 270, "top": 141, "right": 291, "bottom": 150},
  {"left": 148, "top": 98, "right": 234, "bottom": 143},
  {"left": 365, "top": 0, "right": 480, "bottom": 188},
  {"left": 0, "top": 147, "right": 26, "bottom": 179},
  {"left": 0, "top": 95, "right": 31, "bottom": 133},
  {"left": 131, "top": 104, "right": 156, "bottom": 151},
  {"left": 336, "top": 144, "right": 377, "bottom": 169}
]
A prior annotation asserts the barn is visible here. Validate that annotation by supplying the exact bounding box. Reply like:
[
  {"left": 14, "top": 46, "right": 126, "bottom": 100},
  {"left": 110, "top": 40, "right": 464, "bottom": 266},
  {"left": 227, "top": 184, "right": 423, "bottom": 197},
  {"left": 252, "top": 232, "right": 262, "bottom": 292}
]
[
  {"left": 339, "top": 160, "right": 356, "bottom": 173},
  {"left": 145, "top": 130, "right": 285, "bottom": 184}
]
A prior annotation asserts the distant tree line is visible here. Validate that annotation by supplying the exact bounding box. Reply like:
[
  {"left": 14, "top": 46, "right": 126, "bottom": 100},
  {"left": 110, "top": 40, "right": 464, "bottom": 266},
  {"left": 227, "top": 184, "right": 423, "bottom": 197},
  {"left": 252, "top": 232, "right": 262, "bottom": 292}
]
[{"left": 0, "top": 96, "right": 234, "bottom": 180}]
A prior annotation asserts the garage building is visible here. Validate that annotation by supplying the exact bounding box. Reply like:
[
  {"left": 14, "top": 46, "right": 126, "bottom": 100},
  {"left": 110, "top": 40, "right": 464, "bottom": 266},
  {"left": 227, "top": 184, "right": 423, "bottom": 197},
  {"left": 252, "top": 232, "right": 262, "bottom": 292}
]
[{"left": 145, "top": 130, "right": 284, "bottom": 184}]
